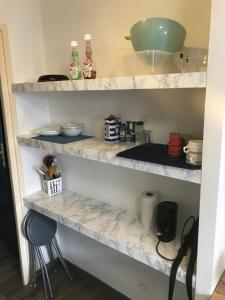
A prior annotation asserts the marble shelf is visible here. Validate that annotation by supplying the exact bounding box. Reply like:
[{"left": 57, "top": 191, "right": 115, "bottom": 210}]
[
  {"left": 17, "top": 135, "right": 201, "bottom": 184},
  {"left": 12, "top": 72, "right": 206, "bottom": 93},
  {"left": 23, "top": 190, "right": 195, "bottom": 286}
]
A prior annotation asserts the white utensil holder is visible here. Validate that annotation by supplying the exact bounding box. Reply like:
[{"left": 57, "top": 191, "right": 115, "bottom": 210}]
[{"left": 42, "top": 178, "right": 62, "bottom": 196}]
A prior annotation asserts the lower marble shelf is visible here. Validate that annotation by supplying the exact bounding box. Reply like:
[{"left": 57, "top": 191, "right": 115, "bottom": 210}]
[
  {"left": 17, "top": 135, "right": 201, "bottom": 184},
  {"left": 24, "top": 190, "right": 195, "bottom": 286}
]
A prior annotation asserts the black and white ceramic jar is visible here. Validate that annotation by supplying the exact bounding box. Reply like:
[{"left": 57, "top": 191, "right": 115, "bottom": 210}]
[{"left": 104, "top": 114, "right": 120, "bottom": 142}]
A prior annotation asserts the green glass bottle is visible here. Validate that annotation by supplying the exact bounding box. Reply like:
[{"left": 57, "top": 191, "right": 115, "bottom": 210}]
[{"left": 70, "top": 41, "right": 82, "bottom": 80}]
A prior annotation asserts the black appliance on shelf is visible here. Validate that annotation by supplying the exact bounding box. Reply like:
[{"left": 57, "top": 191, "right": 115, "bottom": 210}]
[{"left": 156, "top": 201, "right": 178, "bottom": 243}]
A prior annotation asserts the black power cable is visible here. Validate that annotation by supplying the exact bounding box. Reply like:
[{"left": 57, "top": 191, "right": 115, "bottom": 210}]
[
  {"left": 156, "top": 240, "right": 176, "bottom": 261},
  {"left": 156, "top": 216, "right": 196, "bottom": 261}
]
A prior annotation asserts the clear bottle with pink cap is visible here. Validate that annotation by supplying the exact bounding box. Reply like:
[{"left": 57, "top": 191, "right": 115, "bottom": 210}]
[{"left": 83, "top": 34, "right": 96, "bottom": 79}]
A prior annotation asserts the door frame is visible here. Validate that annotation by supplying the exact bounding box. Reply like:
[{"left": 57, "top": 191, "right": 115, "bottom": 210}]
[{"left": 0, "top": 24, "right": 29, "bottom": 284}]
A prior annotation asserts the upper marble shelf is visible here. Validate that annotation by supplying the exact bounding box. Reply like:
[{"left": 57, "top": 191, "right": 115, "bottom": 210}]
[
  {"left": 23, "top": 189, "right": 195, "bottom": 286},
  {"left": 17, "top": 135, "right": 201, "bottom": 184},
  {"left": 12, "top": 72, "right": 206, "bottom": 93}
]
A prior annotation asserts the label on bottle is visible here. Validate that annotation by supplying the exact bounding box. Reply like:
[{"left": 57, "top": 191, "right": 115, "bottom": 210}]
[
  {"left": 70, "top": 62, "right": 81, "bottom": 80},
  {"left": 83, "top": 58, "right": 96, "bottom": 79}
]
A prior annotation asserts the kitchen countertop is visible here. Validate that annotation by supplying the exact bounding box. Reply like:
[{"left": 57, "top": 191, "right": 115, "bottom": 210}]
[
  {"left": 24, "top": 190, "right": 195, "bottom": 286},
  {"left": 17, "top": 135, "right": 201, "bottom": 184},
  {"left": 12, "top": 72, "right": 206, "bottom": 93}
]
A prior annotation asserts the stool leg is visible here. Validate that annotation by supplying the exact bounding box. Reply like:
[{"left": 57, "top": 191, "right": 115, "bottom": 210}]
[
  {"left": 38, "top": 247, "right": 54, "bottom": 299},
  {"left": 31, "top": 244, "right": 37, "bottom": 287},
  {"left": 36, "top": 246, "right": 49, "bottom": 300},
  {"left": 52, "top": 237, "right": 73, "bottom": 280},
  {"left": 46, "top": 244, "right": 56, "bottom": 272},
  {"left": 28, "top": 242, "right": 34, "bottom": 287},
  {"left": 29, "top": 242, "right": 37, "bottom": 288}
]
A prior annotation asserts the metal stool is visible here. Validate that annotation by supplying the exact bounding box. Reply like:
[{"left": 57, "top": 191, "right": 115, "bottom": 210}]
[{"left": 23, "top": 210, "right": 72, "bottom": 299}]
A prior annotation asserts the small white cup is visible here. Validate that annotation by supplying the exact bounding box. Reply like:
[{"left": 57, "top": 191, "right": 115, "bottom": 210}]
[{"left": 183, "top": 140, "right": 203, "bottom": 166}]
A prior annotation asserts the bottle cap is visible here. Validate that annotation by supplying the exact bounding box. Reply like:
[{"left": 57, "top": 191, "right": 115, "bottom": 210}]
[
  {"left": 71, "top": 41, "right": 78, "bottom": 47},
  {"left": 136, "top": 121, "right": 144, "bottom": 125},
  {"left": 84, "top": 34, "right": 92, "bottom": 40}
]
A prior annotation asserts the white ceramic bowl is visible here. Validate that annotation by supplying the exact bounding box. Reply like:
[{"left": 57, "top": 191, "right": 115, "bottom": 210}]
[
  {"left": 60, "top": 122, "right": 83, "bottom": 129},
  {"left": 61, "top": 127, "right": 83, "bottom": 136},
  {"left": 60, "top": 123, "right": 84, "bottom": 136}
]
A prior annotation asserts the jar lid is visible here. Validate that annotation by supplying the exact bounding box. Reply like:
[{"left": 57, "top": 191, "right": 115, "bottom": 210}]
[
  {"left": 188, "top": 140, "right": 203, "bottom": 146},
  {"left": 105, "top": 114, "right": 118, "bottom": 121},
  {"left": 136, "top": 121, "right": 144, "bottom": 125}
]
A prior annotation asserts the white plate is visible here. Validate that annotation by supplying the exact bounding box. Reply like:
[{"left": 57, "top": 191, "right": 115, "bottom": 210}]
[{"left": 38, "top": 127, "right": 61, "bottom": 136}]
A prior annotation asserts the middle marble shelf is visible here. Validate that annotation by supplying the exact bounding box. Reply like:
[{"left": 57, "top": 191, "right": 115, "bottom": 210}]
[
  {"left": 17, "top": 135, "right": 201, "bottom": 184},
  {"left": 23, "top": 189, "right": 195, "bottom": 286}
]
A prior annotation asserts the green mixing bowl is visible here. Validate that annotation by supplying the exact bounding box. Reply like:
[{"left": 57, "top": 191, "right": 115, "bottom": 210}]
[{"left": 127, "top": 17, "right": 186, "bottom": 53}]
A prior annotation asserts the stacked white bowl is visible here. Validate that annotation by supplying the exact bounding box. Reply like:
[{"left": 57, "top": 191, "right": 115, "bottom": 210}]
[{"left": 60, "top": 123, "right": 84, "bottom": 136}]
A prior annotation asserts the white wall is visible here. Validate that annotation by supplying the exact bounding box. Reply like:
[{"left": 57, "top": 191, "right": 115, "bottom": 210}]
[
  {"left": 40, "top": 0, "right": 211, "bottom": 78},
  {"left": 41, "top": 87, "right": 204, "bottom": 300},
  {"left": 14, "top": 84, "right": 204, "bottom": 298},
  {"left": 60, "top": 154, "right": 200, "bottom": 229},
  {"left": 0, "top": 0, "right": 45, "bottom": 82},
  {"left": 14, "top": 85, "right": 204, "bottom": 298},
  {"left": 34, "top": 1, "right": 211, "bottom": 299},
  {"left": 6, "top": 0, "right": 212, "bottom": 298},
  {"left": 196, "top": 0, "right": 225, "bottom": 298},
  {"left": 47, "top": 89, "right": 205, "bottom": 143},
  {"left": 58, "top": 224, "right": 187, "bottom": 300},
  {"left": 47, "top": 88, "right": 205, "bottom": 221}
]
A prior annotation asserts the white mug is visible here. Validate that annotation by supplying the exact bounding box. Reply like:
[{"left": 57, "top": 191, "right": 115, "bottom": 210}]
[{"left": 183, "top": 140, "right": 203, "bottom": 166}]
